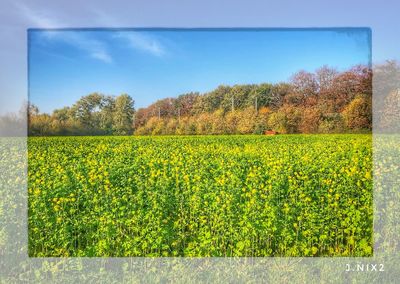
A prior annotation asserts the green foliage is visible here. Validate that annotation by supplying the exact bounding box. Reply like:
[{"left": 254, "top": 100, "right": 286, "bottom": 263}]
[
  {"left": 113, "top": 94, "right": 135, "bottom": 135},
  {"left": 318, "top": 113, "right": 345, "bottom": 133},
  {"left": 28, "top": 93, "right": 135, "bottom": 136}
]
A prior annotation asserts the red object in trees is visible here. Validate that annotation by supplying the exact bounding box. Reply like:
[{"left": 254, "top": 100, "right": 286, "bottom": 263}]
[{"left": 264, "top": 130, "right": 278, "bottom": 135}]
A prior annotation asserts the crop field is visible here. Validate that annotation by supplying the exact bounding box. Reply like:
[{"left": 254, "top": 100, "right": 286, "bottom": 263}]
[{"left": 28, "top": 134, "right": 372, "bottom": 257}]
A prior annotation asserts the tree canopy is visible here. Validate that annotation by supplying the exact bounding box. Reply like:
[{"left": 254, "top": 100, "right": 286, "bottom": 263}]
[
  {"left": 29, "top": 94, "right": 135, "bottom": 136},
  {"left": 134, "top": 64, "right": 372, "bottom": 135},
  {"left": 28, "top": 64, "right": 375, "bottom": 136}
]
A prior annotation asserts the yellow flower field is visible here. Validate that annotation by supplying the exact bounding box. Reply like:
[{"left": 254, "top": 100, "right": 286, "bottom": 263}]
[{"left": 28, "top": 134, "right": 372, "bottom": 257}]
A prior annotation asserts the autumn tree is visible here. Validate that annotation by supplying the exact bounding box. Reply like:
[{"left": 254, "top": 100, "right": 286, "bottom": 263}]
[
  {"left": 342, "top": 94, "right": 372, "bottom": 130},
  {"left": 28, "top": 63, "right": 374, "bottom": 136},
  {"left": 316, "top": 66, "right": 338, "bottom": 94},
  {"left": 290, "top": 70, "right": 318, "bottom": 105},
  {"left": 374, "top": 60, "right": 400, "bottom": 131},
  {"left": 268, "top": 112, "right": 287, "bottom": 133},
  {"left": 299, "top": 107, "right": 322, "bottom": 133},
  {"left": 236, "top": 107, "right": 257, "bottom": 134}
]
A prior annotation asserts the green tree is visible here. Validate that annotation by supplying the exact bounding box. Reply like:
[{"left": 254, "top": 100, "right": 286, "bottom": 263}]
[
  {"left": 200, "top": 85, "right": 232, "bottom": 113},
  {"left": 318, "top": 113, "right": 345, "bottom": 133},
  {"left": 70, "top": 93, "right": 103, "bottom": 132},
  {"left": 99, "top": 96, "right": 115, "bottom": 134},
  {"left": 113, "top": 94, "right": 135, "bottom": 135}
]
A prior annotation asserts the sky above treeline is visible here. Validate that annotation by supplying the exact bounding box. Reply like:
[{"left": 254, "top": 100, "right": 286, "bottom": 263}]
[{"left": 28, "top": 28, "right": 371, "bottom": 113}]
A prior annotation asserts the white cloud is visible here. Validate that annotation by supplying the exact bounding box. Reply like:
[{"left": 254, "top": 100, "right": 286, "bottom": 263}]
[
  {"left": 91, "top": 50, "right": 113, "bottom": 63},
  {"left": 36, "top": 31, "right": 113, "bottom": 64},
  {"left": 15, "top": 3, "right": 165, "bottom": 62},
  {"left": 115, "top": 32, "right": 166, "bottom": 57},
  {"left": 16, "top": 3, "right": 112, "bottom": 64},
  {"left": 14, "top": 2, "right": 64, "bottom": 28}
]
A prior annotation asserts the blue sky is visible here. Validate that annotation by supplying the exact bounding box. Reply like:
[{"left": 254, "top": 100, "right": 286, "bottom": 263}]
[
  {"left": 1, "top": 0, "right": 399, "bottom": 115},
  {"left": 28, "top": 28, "right": 371, "bottom": 113}
]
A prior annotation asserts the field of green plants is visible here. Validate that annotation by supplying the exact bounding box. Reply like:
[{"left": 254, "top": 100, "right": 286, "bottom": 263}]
[{"left": 28, "top": 134, "right": 372, "bottom": 257}]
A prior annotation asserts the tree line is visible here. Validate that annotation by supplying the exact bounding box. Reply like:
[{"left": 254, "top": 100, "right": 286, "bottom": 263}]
[
  {"left": 29, "top": 93, "right": 135, "bottom": 135},
  {"left": 134, "top": 65, "right": 372, "bottom": 135},
  {"left": 28, "top": 64, "right": 375, "bottom": 136}
]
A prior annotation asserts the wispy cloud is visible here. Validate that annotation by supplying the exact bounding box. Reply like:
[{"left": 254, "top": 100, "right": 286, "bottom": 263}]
[
  {"left": 36, "top": 31, "right": 113, "bottom": 64},
  {"left": 90, "top": 50, "right": 113, "bottom": 63},
  {"left": 16, "top": 3, "right": 166, "bottom": 61},
  {"left": 115, "top": 32, "right": 166, "bottom": 57},
  {"left": 89, "top": 7, "right": 166, "bottom": 57},
  {"left": 14, "top": 2, "right": 64, "bottom": 28},
  {"left": 16, "top": 3, "right": 112, "bottom": 63}
]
